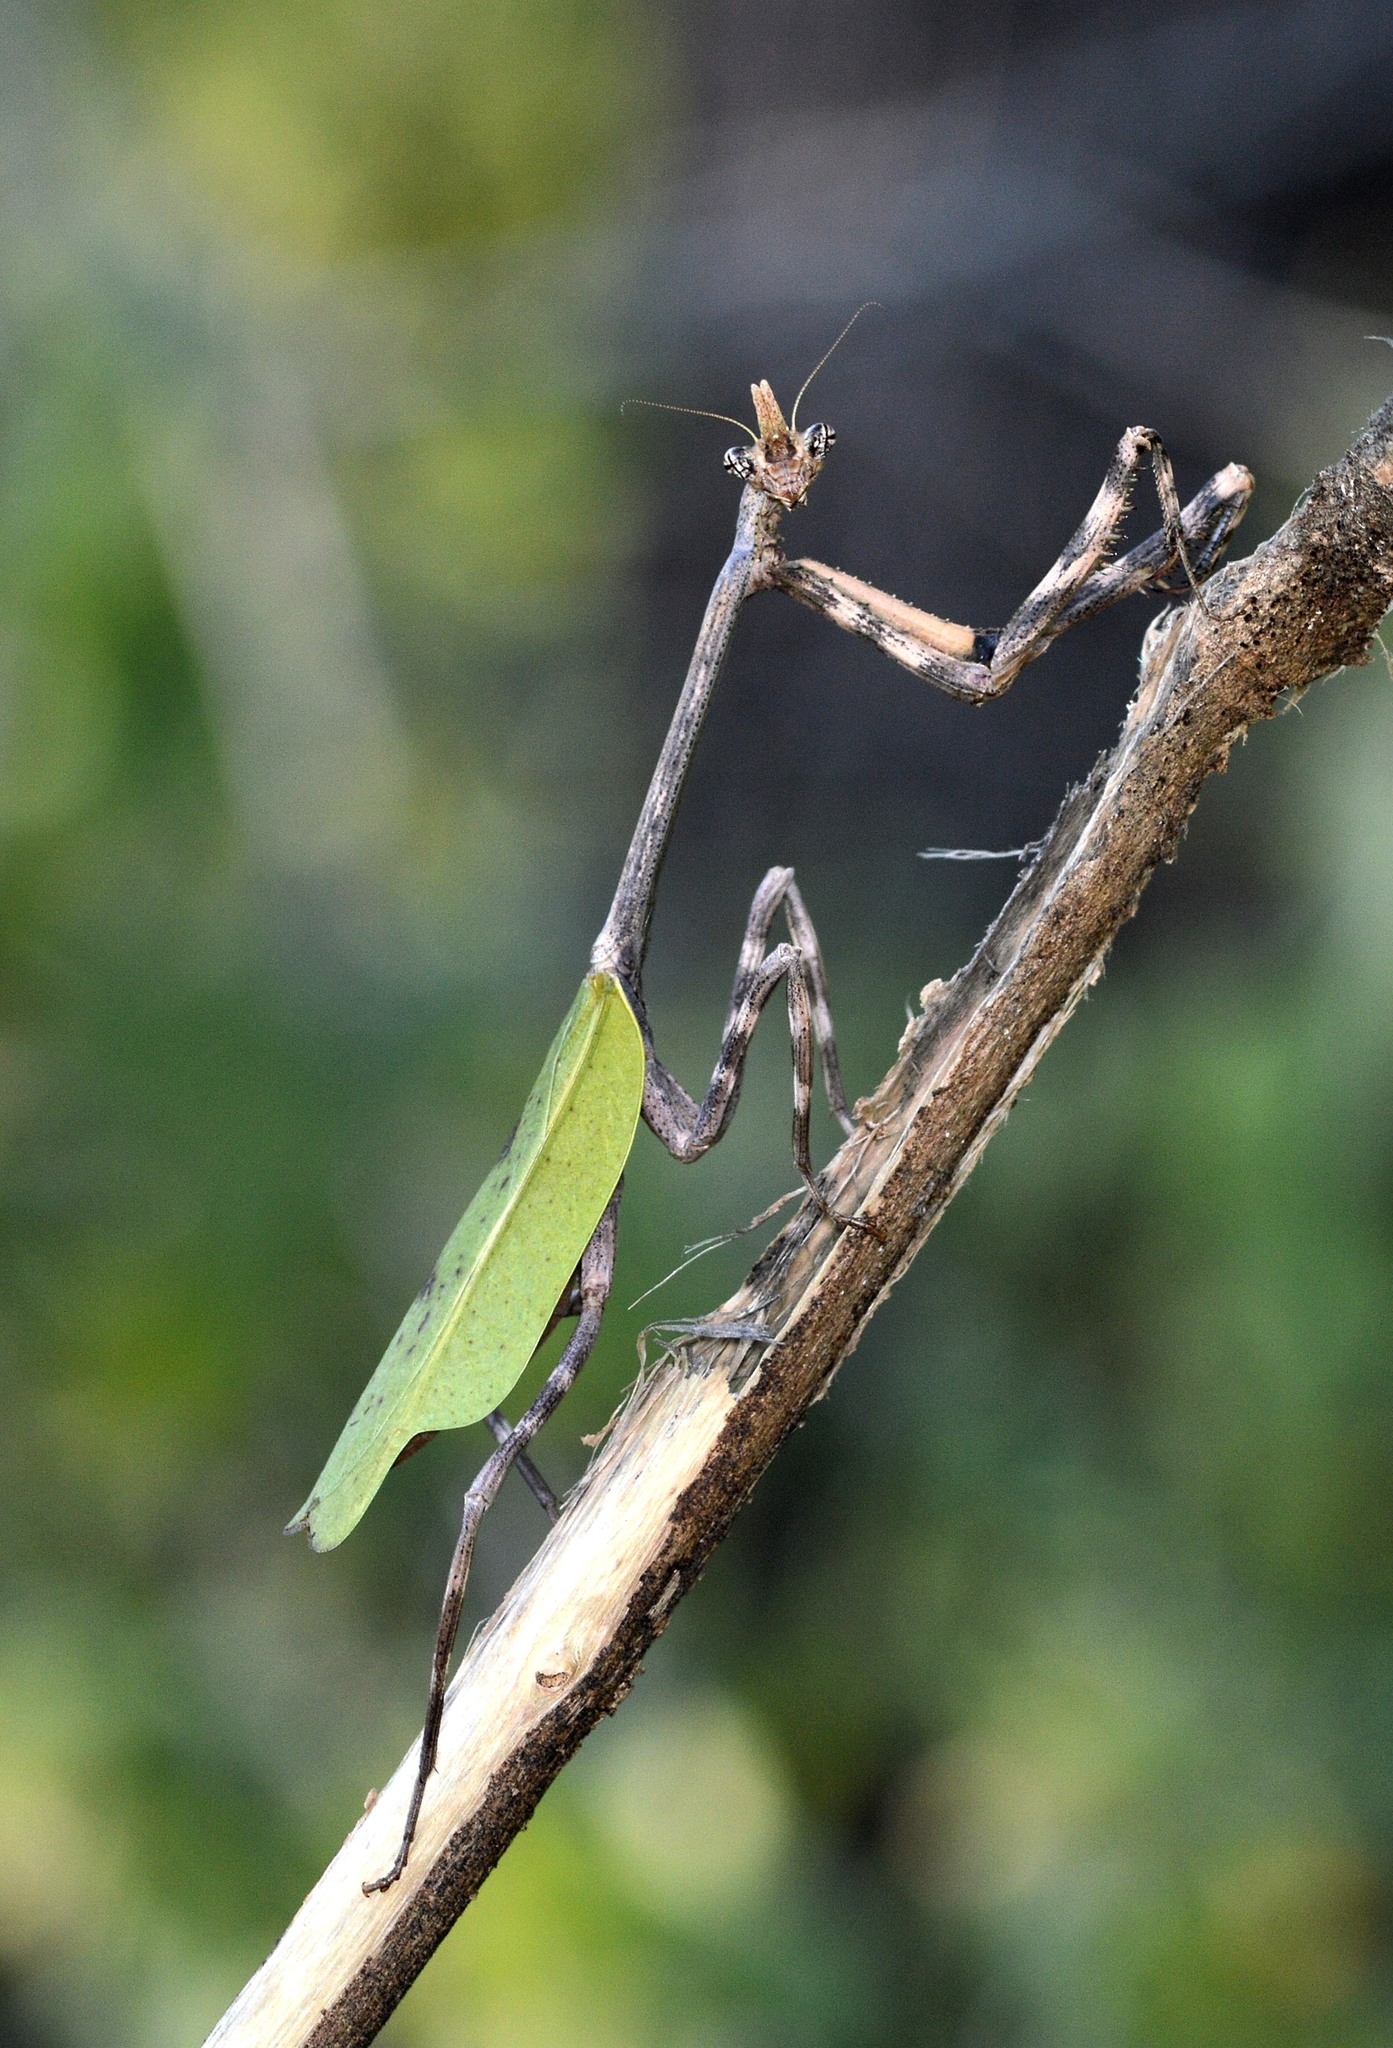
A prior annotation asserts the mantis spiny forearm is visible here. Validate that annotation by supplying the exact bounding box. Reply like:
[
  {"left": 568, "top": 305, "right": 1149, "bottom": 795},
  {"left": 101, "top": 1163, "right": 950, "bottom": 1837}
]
[
  {"left": 290, "top": 347, "right": 1253, "bottom": 1891},
  {"left": 767, "top": 432, "right": 1253, "bottom": 701}
]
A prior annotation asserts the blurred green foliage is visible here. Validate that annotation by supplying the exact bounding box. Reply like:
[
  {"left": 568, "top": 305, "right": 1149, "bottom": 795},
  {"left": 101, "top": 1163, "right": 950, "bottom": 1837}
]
[{"left": 0, "top": 3, "right": 1390, "bottom": 2046}]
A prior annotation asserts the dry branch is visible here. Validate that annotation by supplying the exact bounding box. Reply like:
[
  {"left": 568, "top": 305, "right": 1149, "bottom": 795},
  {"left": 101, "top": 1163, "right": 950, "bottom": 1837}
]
[{"left": 206, "top": 398, "right": 1393, "bottom": 2048}]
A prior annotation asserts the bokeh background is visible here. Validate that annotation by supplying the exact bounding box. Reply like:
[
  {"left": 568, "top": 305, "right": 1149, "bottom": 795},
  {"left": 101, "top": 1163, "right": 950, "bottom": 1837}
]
[{"left": 1, "top": 0, "right": 1392, "bottom": 2042}]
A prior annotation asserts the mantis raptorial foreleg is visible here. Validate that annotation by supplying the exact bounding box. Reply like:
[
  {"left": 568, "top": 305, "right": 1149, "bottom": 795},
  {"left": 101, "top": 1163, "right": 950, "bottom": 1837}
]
[
  {"left": 1043, "top": 461, "right": 1252, "bottom": 628},
  {"left": 769, "top": 433, "right": 1254, "bottom": 703},
  {"left": 365, "top": 1189, "right": 621, "bottom": 1895}
]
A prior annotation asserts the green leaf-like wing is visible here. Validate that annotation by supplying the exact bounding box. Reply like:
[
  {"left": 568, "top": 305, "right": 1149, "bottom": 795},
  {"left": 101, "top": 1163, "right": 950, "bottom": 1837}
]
[{"left": 288, "top": 971, "right": 644, "bottom": 1552}]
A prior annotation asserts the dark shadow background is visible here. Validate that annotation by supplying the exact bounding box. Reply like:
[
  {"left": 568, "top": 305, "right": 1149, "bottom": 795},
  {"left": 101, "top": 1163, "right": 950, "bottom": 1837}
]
[{"left": 0, "top": 1, "right": 1391, "bottom": 2043}]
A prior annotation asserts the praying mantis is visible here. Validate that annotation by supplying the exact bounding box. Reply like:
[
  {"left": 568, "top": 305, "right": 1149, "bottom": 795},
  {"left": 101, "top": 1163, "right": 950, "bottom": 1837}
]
[{"left": 289, "top": 328, "right": 1253, "bottom": 1892}]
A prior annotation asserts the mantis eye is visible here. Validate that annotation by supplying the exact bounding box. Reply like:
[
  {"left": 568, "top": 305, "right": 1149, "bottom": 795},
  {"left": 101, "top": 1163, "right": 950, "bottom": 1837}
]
[
  {"left": 723, "top": 446, "right": 756, "bottom": 481},
  {"left": 804, "top": 422, "right": 834, "bottom": 459}
]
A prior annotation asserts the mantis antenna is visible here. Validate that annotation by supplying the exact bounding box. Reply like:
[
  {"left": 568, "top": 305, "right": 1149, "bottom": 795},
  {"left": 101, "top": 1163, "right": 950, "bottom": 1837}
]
[
  {"left": 789, "top": 300, "right": 882, "bottom": 430},
  {"left": 619, "top": 398, "right": 757, "bottom": 438},
  {"left": 621, "top": 302, "right": 882, "bottom": 444}
]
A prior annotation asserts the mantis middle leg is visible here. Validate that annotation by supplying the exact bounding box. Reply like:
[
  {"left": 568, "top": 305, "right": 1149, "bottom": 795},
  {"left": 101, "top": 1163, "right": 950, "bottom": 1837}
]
[{"left": 637, "top": 863, "right": 862, "bottom": 1224}]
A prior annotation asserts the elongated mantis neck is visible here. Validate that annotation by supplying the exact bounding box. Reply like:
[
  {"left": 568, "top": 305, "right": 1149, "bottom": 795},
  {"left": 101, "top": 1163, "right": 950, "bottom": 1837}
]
[{"left": 591, "top": 486, "right": 785, "bottom": 983}]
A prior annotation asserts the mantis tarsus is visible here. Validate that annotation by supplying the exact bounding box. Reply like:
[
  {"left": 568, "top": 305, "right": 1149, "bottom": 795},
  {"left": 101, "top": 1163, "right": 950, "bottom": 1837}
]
[{"left": 288, "top": 340, "right": 1253, "bottom": 1893}]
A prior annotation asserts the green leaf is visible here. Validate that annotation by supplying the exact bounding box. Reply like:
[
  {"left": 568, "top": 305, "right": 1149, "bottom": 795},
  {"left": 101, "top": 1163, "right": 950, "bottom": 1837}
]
[{"left": 288, "top": 971, "right": 644, "bottom": 1552}]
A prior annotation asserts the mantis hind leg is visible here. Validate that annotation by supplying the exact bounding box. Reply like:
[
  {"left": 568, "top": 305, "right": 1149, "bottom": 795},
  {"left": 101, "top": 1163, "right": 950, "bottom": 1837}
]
[
  {"left": 393, "top": 1270, "right": 586, "bottom": 1519},
  {"left": 483, "top": 1411, "right": 561, "bottom": 1520},
  {"left": 364, "top": 1187, "right": 621, "bottom": 1896},
  {"left": 484, "top": 1266, "right": 586, "bottom": 1520}
]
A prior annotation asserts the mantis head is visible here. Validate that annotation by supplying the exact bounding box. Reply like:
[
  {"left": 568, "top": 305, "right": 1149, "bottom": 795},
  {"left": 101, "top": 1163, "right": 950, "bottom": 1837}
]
[
  {"left": 621, "top": 306, "right": 876, "bottom": 511},
  {"left": 723, "top": 303, "right": 878, "bottom": 506},
  {"left": 723, "top": 382, "right": 833, "bottom": 508}
]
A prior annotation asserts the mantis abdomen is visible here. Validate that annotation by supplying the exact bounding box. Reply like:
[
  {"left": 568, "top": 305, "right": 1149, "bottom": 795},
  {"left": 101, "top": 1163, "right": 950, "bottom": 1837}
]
[{"left": 288, "top": 972, "right": 644, "bottom": 1553}]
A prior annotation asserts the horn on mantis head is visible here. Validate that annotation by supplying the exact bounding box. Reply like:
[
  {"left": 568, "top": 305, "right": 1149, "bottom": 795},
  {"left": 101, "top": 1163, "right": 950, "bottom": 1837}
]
[{"left": 750, "top": 380, "right": 791, "bottom": 443}]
